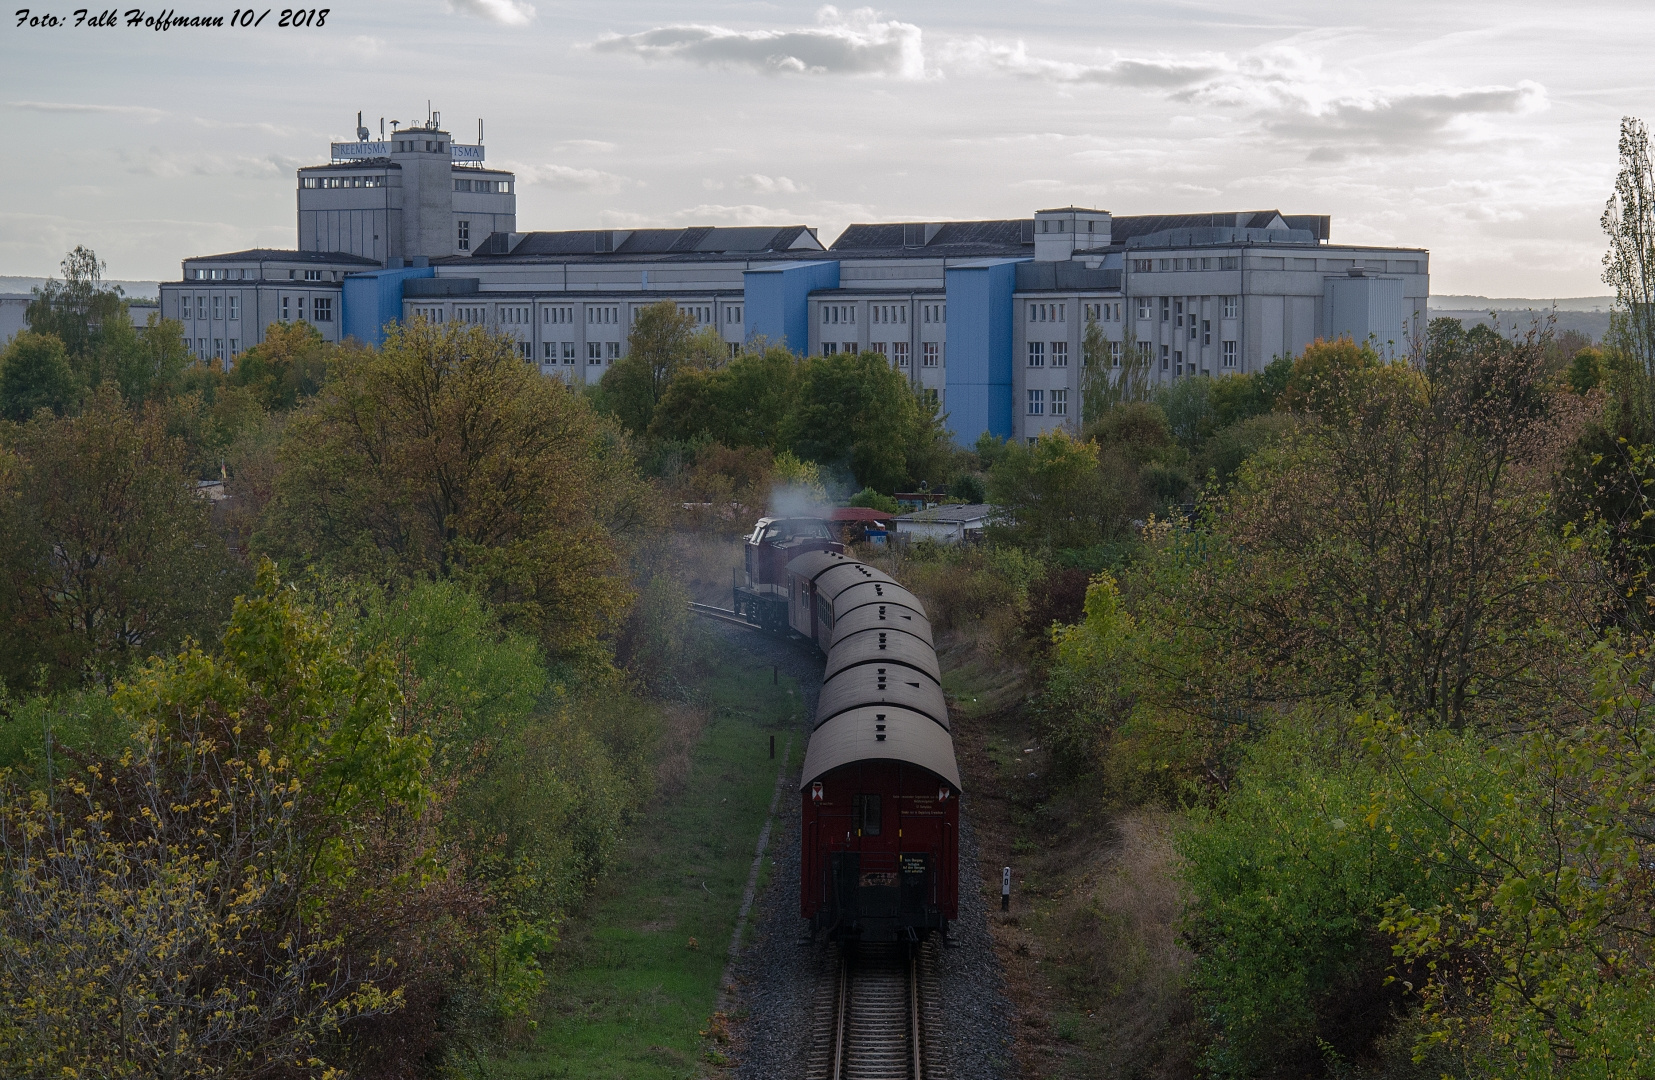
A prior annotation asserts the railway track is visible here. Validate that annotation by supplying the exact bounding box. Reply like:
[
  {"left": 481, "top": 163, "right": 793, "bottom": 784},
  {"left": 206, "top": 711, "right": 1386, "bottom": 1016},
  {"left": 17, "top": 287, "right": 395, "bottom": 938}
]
[
  {"left": 805, "top": 941, "right": 946, "bottom": 1080},
  {"left": 688, "top": 602, "right": 760, "bottom": 629}
]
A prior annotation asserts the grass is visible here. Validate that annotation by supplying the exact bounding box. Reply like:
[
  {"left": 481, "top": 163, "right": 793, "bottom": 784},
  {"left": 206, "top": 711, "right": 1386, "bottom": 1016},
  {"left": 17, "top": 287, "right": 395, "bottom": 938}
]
[{"left": 479, "top": 636, "right": 804, "bottom": 1080}]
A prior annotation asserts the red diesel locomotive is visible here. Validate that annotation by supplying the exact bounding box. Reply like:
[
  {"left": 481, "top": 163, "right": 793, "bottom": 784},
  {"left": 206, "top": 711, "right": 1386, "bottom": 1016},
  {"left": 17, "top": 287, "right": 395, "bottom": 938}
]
[{"left": 783, "top": 549, "right": 961, "bottom": 941}]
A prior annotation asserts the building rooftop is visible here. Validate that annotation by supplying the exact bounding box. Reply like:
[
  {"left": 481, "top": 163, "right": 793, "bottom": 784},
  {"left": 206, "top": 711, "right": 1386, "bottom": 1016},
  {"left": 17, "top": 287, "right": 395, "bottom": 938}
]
[
  {"left": 459, "top": 225, "right": 824, "bottom": 263},
  {"left": 186, "top": 249, "right": 382, "bottom": 265},
  {"left": 894, "top": 503, "right": 997, "bottom": 523}
]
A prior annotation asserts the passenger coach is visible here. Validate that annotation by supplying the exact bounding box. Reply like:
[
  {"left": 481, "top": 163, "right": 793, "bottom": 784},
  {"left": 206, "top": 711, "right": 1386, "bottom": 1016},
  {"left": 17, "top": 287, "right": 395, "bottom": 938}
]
[{"left": 787, "top": 551, "right": 961, "bottom": 940}]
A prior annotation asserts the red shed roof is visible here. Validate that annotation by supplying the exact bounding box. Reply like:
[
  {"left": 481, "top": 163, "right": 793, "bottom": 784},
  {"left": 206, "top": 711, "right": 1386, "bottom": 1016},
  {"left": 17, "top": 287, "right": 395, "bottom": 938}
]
[{"left": 830, "top": 507, "right": 893, "bottom": 523}]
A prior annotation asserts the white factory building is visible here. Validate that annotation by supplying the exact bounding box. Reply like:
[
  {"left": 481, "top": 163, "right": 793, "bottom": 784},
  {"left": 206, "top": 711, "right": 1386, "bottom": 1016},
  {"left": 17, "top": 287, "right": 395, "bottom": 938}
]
[{"left": 161, "top": 115, "right": 1429, "bottom": 444}]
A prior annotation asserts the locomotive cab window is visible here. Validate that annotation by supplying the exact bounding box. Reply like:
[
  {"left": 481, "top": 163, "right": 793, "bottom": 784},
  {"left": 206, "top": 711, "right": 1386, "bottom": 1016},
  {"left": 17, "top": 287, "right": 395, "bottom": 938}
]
[
  {"left": 762, "top": 519, "right": 833, "bottom": 542},
  {"left": 853, "top": 793, "right": 882, "bottom": 836}
]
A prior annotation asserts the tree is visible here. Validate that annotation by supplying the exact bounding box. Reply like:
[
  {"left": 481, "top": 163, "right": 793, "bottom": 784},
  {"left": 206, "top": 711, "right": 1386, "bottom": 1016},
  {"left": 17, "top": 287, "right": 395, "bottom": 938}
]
[
  {"left": 227, "top": 319, "right": 336, "bottom": 411},
  {"left": 0, "top": 564, "right": 487, "bottom": 1080},
  {"left": 986, "top": 430, "right": 1125, "bottom": 550},
  {"left": 1602, "top": 116, "right": 1655, "bottom": 424},
  {"left": 24, "top": 246, "right": 127, "bottom": 369},
  {"left": 0, "top": 385, "right": 246, "bottom": 688},
  {"left": 1080, "top": 317, "right": 1149, "bottom": 422},
  {"left": 0, "top": 331, "right": 78, "bottom": 421},
  {"left": 599, "top": 301, "right": 724, "bottom": 435},
  {"left": 260, "top": 319, "right": 650, "bottom": 665},
  {"left": 781, "top": 349, "right": 932, "bottom": 492},
  {"left": 649, "top": 340, "right": 799, "bottom": 448}
]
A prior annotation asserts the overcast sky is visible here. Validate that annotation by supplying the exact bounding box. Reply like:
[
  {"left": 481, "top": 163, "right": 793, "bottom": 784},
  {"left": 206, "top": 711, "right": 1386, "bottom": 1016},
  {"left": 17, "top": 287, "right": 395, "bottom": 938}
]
[{"left": 3, "top": 0, "right": 1650, "bottom": 296}]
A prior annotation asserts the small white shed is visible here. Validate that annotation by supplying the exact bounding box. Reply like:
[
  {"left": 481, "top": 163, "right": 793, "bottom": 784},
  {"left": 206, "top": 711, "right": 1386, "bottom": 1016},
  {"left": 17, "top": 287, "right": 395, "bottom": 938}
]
[{"left": 892, "top": 503, "right": 997, "bottom": 545}]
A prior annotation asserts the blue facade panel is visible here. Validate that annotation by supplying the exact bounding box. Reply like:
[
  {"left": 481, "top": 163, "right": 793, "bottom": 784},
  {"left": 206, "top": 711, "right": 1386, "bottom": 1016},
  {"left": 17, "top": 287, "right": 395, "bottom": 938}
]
[
  {"left": 342, "top": 265, "right": 434, "bottom": 347},
  {"left": 742, "top": 260, "right": 840, "bottom": 354},
  {"left": 944, "top": 259, "right": 1025, "bottom": 445}
]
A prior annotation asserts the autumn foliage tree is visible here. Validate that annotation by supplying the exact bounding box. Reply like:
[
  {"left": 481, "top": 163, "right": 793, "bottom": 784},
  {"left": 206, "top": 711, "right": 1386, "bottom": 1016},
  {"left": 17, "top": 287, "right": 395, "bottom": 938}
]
[{"left": 260, "top": 318, "right": 652, "bottom": 665}]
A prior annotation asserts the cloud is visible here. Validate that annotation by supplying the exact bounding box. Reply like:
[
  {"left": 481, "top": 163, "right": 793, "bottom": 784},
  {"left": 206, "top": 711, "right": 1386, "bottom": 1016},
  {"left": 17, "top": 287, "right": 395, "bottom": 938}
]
[
  {"left": 739, "top": 174, "right": 807, "bottom": 194},
  {"left": 512, "top": 163, "right": 635, "bottom": 193},
  {"left": 592, "top": 6, "right": 924, "bottom": 78},
  {"left": 119, "top": 148, "right": 306, "bottom": 179},
  {"left": 942, "top": 39, "right": 1221, "bottom": 89},
  {"left": 11, "top": 100, "right": 165, "bottom": 121},
  {"left": 445, "top": 0, "right": 534, "bottom": 27},
  {"left": 554, "top": 139, "right": 617, "bottom": 153},
  {"left": 675, "top": 203, "right": 796, "bottom": 224},
  {"left": 945, "top": 39, "right": 1547, "bottom": 157}
]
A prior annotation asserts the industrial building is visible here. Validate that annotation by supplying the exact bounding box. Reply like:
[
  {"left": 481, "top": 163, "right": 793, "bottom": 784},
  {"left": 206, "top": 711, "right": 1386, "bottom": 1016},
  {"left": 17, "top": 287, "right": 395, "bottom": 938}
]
[{"left": 161, "top": 117, "right": 1429, "bottom": 444}]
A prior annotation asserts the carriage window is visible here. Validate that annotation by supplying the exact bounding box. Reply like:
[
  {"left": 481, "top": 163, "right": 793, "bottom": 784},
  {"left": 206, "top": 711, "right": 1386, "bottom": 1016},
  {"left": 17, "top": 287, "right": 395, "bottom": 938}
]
[{"left": 853, "top": 793, "right": 882, "bottom": 835}]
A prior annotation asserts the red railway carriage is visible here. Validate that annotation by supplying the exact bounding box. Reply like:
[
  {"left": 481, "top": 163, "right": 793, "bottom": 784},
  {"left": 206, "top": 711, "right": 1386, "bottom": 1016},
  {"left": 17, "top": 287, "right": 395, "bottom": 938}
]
[{"left": 787, "top": 551, "right": 960, "bottom": 941}]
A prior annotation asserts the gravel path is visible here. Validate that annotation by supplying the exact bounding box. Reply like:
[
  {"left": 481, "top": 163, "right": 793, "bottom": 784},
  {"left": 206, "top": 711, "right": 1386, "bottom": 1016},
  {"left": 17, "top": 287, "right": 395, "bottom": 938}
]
[{"left": 706, "top": 620, "right": 1013, "bottom": 1080}]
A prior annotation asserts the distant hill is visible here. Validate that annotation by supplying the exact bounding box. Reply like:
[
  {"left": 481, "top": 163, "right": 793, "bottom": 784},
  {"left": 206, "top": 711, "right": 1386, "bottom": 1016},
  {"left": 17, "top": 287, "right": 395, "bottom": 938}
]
[
  {"left": 0, "top": 276, "right": 160, "bottom": 300},
  {"left": 1429, "top": 295, "right": 1613, "bottom": 343}
]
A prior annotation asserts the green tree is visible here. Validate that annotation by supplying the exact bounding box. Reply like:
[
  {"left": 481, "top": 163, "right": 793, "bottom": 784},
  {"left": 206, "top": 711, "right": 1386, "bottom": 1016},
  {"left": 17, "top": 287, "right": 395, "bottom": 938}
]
[
  {"left": 0, "top": 386, "right": 245, "bottom": 688},
  {"left": 1080, "top": 317, "right": 1149, "bottom": 422},
  {"left": 0, "top": 332, "right": 78, "bottom": 421},
  {"left": 1601, "top": 116, "right": 1655, "bottom": 423},
  {"left": 986, "top": 429, "right": 1124, "bottom": 550},
  {"left": 649, "top": 340, "right": 799, "bottom": 448},
  {"left": 260, "top": 319, "right": 650, "bottom": 666},
  {"left": 599, "top": 301, "right": 724, "bottom": 435},
  {"left": 23, "top": 247, "right": 128, "bottom": 372},
  {"left": 781, "top": 349, "right": 932, "bottom": 492}
]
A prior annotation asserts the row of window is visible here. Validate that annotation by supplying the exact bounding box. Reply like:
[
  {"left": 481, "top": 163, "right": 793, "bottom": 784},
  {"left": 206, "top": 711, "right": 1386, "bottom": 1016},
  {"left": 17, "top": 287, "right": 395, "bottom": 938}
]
[
  {"left": 1026, "top": 341, "right": 1070, "bottom": 368},
  {"left": 821, "top": 341, "right": 941, "bottom": 367},
  {"left": 178, "top": 294, "right": 332, "bottom": 323},
  {"left": 454, "top": 178, "right": 512, "bottom": 193},
  {"left": 1029, "top": 302, "right": 1065, "bottom": 324},
  {"left": 1026, "top": 389, "right": 1069, "bottom": 416},
  {"left": 1131, "top": 256, "right": 1243, "bottom": 273},
  {"left": 680, "top": 304, "right": 713, "bottom": 325},
  {"left": 300, "top": 174, "right": 388, "bottom": 189},
  {"left": 1155, "top": 339, "right": 1239, "bottom": 374},
  {"left": 180, "top": 295, "right": 241, "bottom": 321},
  {"left": 1084, "top": 302, "right": 1122, "bottom": 322},
  {"left": 1138, "top": 296, "right": 1239, "bottom": 321},
  {"left": 192, "top": 338, "right": 240, "bottom": 361}
]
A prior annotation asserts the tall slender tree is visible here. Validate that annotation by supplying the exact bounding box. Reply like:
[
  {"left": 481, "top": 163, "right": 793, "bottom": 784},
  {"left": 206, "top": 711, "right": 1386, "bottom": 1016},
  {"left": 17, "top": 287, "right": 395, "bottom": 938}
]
[{"left": 1602, "top": 116, "right": 1655, "bottom": 426}]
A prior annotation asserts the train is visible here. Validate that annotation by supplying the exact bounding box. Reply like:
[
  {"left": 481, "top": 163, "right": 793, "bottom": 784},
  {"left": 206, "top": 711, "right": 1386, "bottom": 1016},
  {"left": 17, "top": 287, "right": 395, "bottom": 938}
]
[{"left": 734, "top": 518, "right": 961, "bottom": 941}]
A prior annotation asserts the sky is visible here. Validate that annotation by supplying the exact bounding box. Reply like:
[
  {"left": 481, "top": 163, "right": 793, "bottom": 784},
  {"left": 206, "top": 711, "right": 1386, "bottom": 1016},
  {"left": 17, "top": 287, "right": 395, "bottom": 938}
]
[{"left": 2, "top": 0, "right": 1651, "bottom": 296}]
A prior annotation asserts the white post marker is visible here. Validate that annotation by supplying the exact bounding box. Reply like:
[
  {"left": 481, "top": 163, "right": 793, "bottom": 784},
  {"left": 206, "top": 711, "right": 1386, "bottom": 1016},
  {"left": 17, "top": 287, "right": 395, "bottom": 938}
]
[{"left": 1002, "top": 866, "right": 1011, "bottom": 912}]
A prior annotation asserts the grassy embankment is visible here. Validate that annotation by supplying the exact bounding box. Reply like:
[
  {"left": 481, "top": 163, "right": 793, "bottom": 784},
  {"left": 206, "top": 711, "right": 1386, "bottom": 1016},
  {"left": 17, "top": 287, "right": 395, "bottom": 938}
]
[{"left": 482, "top": 632, "right": 804, "bottom": 1080}]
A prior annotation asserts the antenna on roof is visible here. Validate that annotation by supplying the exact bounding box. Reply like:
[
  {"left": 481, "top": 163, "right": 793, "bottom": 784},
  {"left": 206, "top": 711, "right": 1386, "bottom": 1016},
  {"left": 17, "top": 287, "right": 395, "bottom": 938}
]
[
  {"left": 355, "top": 110, "right": 369, "bottom": 142},
  {"left": 478, "top": 118, "right": 483, "bottom": 144},
  {"left": 379, "top": 117, "right": 385, "bottom": 139}
]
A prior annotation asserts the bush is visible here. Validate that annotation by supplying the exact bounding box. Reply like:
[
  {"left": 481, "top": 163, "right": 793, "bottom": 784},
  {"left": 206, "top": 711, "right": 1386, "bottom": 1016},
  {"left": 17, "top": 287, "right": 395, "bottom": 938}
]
[{"left": 848, "top": 486, "right": 901, "bottom": 514}]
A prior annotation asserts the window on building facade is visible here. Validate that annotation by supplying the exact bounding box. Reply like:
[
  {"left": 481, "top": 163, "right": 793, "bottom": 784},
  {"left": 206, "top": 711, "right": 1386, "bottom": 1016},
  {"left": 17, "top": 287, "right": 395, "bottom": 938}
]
[
  {"left": 1160, "top": 297, "right": 1170, "bottom": 321},
  {"left": 1027, "top": 389, "right": 1044, "bottom": 416},
  {"left": 303, "top": 270, "right": 322, "bottom": 281},
  {"left": 1223, "top": 296, "right": 1237, "bottom": 318},
  {"left": 517, "top": 342, "right": 531, "bottom": 360},
  {"left": 1051, "top": 341, "right": 1069, "bottom": 367},
  {"left": 1222, "top": 340, "right": 1237, "bottom": 368},
  {"left": 458, "top": 221, "right": 470, "bottom": 250},
  {"left": 195, "top": 295, "right": 207, "bottom": 320},
  {"left": 822, "top": 342, "right": 838, "bottom": 356},
  {"left": 923, "top": 304, "right": 945, "bottom": 324},
  {"left": 228, "top": 296, "right": 239, "bottom": 320},
  {"left": 562, "top": 342, "right": 575, "bottom": 363},
  {"left": 870, "top": 341, "right": 886, "bottom": 358},
  {"left": 1138, "top": 341, "right": 1153, "bottom": 361},
  {"left": 1109, "top": 340, "right": 1122, "bottom": 367},
  {"left": 1137, "top": 298, "right": 1152, "bottom": 320},
  {"left": 1174, "top": 298, "right": 1184, "bottom": 326},
  {"left": 588, "top": 342, "right": 602, "bottom": 364},
  {"left": 196, "top": 338, "right": 206, "bottom": 356},
  {"left": 1203, "top": 319, "right": 1211, "bottom": 346},
  {"left": 297, "top": 297, "right": 306, "bottom": 321},
  {"left": 843, "top": 342, "right": 858, "bottom": 354},
  {"left": 1027, "top": 341, "right": 1045, "bottom": 367},
  {"left": 544, "top": 342, "right": 555, "bottom": 361},
  {"left": 1051, "top": 388, "right": 1068, "bottom": 416},
  {"left": 1132, "top": 259, "right": 1153, "bottom": 273},
  {"left": 313, "top": 297, "right": 333, "bottom": 322},
  {"left": 210, "top": 295, "right": 221, "bottom": 320},
  {"left": 588, "top": 306, "right": 618, "bottom": 324},
  {"left": 1160, "top": 344, "right": 1169, "bottom": 369},
  {"left": 605, "top": 342, "right": 621, "bottom": 361},
  {"left": 229, "top": 338, "right": 239, "bottom": 355},
  {"left": 892, "top": 341, "right": 910, "bottom": 367},
  {"left": 923, "top": 342, "right": 939, "bottom": 367},
  {"left": 212, "top": 339, "right": 223, "bottom": 361}
]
